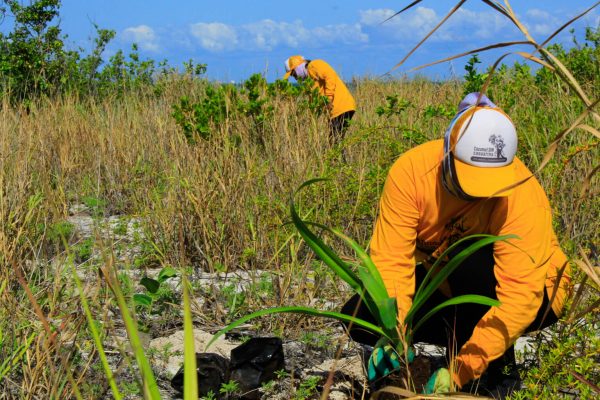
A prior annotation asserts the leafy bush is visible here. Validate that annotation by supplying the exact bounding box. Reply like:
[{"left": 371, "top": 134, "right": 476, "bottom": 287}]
[
  {"left": 172, "top": 74, "right": 328, "bottom": 144},
  {"left": 535, "top": 27, "right": 600, "bottom": 91},
  {"left": 0, "top": 0, "right": 69, "bottom": 101},
  {"left": 462, "top": 54, "right": 489, "bottom": 96},
  {"left": 0, "top": 0, "right": 189, "bottom": 102},
  {"left": 172, "top": 85, "right": 232, "bottom": 143},
  {"left": 375, "top": 95, "right": 412, "bottom": 117}
]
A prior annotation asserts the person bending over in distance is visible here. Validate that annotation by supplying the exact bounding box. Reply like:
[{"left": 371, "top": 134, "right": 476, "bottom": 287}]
[
  {"left": 342, "top": 92, "right": 572, "bottom": 396},
  {"left": 283, "top": 55, "right": 356, "bottom": 146}
]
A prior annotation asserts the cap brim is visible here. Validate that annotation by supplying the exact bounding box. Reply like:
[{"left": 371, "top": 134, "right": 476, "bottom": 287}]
[
  {"left": 283, "top": 71, "right": 292, "bottom": 80},
  {"left": 454, "top": 157, "right": 516, "bottom": 197}
]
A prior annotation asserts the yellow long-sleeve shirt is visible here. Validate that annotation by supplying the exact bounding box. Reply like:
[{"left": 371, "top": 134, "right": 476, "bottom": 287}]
[
  {"left": 370, "top": 139, "right": 571, "bottom": 387},
  {"left": 306, "top": 59, "right": 356, "bottom": 119}
]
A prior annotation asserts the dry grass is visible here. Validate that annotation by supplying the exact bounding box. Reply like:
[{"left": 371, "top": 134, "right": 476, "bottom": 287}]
[{"left": 0, "top": 72, "right": 597, "bottom": 398}]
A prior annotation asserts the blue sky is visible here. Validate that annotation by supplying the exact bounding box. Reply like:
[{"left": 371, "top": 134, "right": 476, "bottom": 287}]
[{"left": 3, "top": 1, "right": 599, "bottom": 82}]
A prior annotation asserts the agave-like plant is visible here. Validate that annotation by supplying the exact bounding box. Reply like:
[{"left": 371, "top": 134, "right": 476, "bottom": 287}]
[{"left": 207, "top": 179, "right": 509, "bottom": 374}]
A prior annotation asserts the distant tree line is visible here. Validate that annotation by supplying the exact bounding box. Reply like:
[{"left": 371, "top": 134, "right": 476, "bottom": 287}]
[{"left": 1, "top": 1, "right": 598, "bottom": 104}]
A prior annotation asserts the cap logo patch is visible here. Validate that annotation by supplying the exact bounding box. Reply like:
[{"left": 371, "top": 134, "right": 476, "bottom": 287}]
[{"left": 470, "top": 134, "right": 507, "bottom": 163}]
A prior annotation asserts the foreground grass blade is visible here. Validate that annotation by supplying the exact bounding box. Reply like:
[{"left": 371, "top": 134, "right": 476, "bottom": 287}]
[
  {"left": 207, "top": 306, "right": 388, "bottom": 350},
  {"left": 107, "top": 269, "right": 162, "bottom": 399},
  {"left": 72, "top": 266, "right": 123, "bottom": 400},
  {"left": 414, "top": 234, "right": 506, "bottom": 300},
  {"left": 290, "top": 179, "right": 362, "bottom": 292},
  {"left": 331, "top": 228, "right": 398, "bottom": 333},
  {"left": 182, "top": 275, "right": 198, "bottom": 400},
  {"left": 0, "top": 280, "right": 34, "bottom": 381},
  {"left": 408, "top": 234, "right": 517, "bottom": 325},
  {"left": 412, "top": 295, "right": 501, "bottom": 334},
  {"left": 388, "top": 0, "right": 467, "bottom": 74},
  {"left": 380, "top": 0, "right": 423, "bottom": 25},
  {"left": 0, "top": 331, "right": 34, "bottom": 381},
  {"left": 291, "top": 181, "right": 395, "bottom": 336}
]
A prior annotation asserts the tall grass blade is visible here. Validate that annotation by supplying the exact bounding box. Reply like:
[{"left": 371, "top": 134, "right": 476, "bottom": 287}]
[
  {"left": 10, "top": 256, "right": 84, "bottom": 400},
  {"left": 538, "top": 2, "right": 600, "bottom": 48},
  {"left": 407, "top": 234, "right": 517, "bottom": 325},
  {"left": 513, "top": 52, "right": 555, "bottom": 70},
  {"left": 0, "top": 333, "right": 34, "bottom": 381},
  {"left": 371, "top": 385, "right": 416, "bottom": 399},
  {"left": 207, "top": 306, "right": 388, "bottom": 350},
  {"left": 380, "top": 0, "right": 423, "bottom": 25},
  {"left": 106, "top": 267, "right": 162, "bottom": 399},
  {"left": 412, "top": 295, "right": 501, "bottom": 334},
  {"left": 537, "top": 261, "right": 568, "bottom": 331},
  {"left": 330, "top": 228, "right": 398, "bottom": 332},
  {"left": 573, "top": 260, "right": 599, "bottom": 289},
  {"left": 538, "top": 48, "right": 592, "bottom": 107},
  {"left": 567, "top": 298, "right": 600, "bottom": 326},
  {"left": 409, "top": 41, "right": 533, "bottom": 72},
  {"left": 388, "top": 0, "right": 467, "bottom": 74},
  {"left": 413, "top": 234, "right": 515, "bottom": 302},
  {"left": 72, "top": 266, "right": 123, "bottom": 400},
  {"left": 290, "top": 179, "right": 362, "bottom": 292},
  {"left": 535, "top": 99, "right": 600, "bottom": 174},
  {"left": 575, "top": 124, "right": 600, "bottom": 139},
  {"left": 481, "top": 0, "right": 511, "bottom": 19},
  {"left": 182, "top": 275, "right": 198, "bottom": 400},
  {"left": 291, "top": 180, "right": 397, "bottom": 335},
  {"left": 566, "top": 274, "right": 589, "bottom": 324},
  {"left": 569, "top": 371, "right": 600, "bottom": 395}
]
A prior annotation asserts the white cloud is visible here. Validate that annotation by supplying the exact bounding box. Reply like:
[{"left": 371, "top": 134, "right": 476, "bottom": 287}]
[
  {"left": 242, "top": 19, "right": 304, "bottom": 50},
  {"left": 524, "top": 8, "right": 561, "bottom": 36},
  {"left": 122, "top": 25, "right": 159, "bottom": 52},
  {"left": 188, "top": 19, "right": 367, "bottom": 52},
  {"left": 360, "top": 7, "right": 510, "bottom": 42},
  {"left": 190, "top": 22, "right": 239, "bottom": 52},
  {"left": 526, "top": 9, "right": 552, "bottom": 20},
  {"left": 450, "top": 8, "right": 509, "bottom": 40},
  {"left": 360, "top": 7, "right": 438, "bottom": 38}
]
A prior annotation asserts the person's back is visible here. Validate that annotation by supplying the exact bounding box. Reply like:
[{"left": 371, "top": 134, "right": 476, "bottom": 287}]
[
  {"left": 306, "top": 59, "right": 356, "bottom": 119},
  {"left": 372, "top": 139, "right": 570, "bottom": 330}
]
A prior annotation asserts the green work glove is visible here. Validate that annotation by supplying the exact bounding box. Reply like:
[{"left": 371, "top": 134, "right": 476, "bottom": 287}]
[
  {"left": 424, "top": 367, "right": 451, "bottom": 394},
  {"left": 367, "top": 340, "right": 415, "bottom": 383}
]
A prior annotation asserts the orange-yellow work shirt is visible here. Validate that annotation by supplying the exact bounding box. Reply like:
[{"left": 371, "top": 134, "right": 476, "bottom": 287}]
[
  {"left": 370, "top": 139, "right": 571, "bottom": 387},
  {"left": 306, "top": 59, "right": 356, "bottom": 119}
]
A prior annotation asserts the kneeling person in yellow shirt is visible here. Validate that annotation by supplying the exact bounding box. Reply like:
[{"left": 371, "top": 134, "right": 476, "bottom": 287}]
[{"left": 342, "top": 92, "right": 571, "bottom": 396}]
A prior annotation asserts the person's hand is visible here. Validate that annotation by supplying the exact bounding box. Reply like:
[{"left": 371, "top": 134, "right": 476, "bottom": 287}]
[
  {"left": 367, "top": 340, "right": 415, "bottom": 383},
  {"left": 423, "top": 367, "right": 451, "bottom": 394}
]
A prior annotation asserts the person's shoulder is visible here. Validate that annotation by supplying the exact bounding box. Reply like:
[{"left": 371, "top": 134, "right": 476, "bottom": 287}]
[
  {"left": 512, "top": 157, "right": 544, "bottom": 192},
  {"left": 308, "top": 59, "right": 334, "bottom": 71},
  {"left": 310, "top": 59, "right": 328, "bottom": 66},
  {"left": 391, "top": 139, "right": 443, "bottom": 174},
  {"left": 401, "top": 139, "right": 443, "bottom": 161},
  {"left": 508, "top": 156, "right": 551, "bottom": 207}
]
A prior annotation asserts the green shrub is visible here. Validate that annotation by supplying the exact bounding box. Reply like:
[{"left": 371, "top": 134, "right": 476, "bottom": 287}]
[{"left": 47, "top": 220, "right": 74, "bottom": 244}]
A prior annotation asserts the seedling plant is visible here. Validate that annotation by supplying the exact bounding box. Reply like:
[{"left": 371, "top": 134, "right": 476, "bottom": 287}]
[{"left": 208, "top": 179, "right": 507, "bottom": 393}]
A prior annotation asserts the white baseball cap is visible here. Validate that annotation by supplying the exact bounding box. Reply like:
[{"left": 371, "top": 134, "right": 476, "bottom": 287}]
[{"left": 443, "top": 106, "right": 518, "bottom": 198}]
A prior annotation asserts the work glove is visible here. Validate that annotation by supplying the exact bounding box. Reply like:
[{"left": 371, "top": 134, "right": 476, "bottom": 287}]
[
  {"left": 367, "top": 339, "right": 415, "bottom": 383},
  {"left": 423, "top": 367, "right": 451, "bottom": 394}
]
